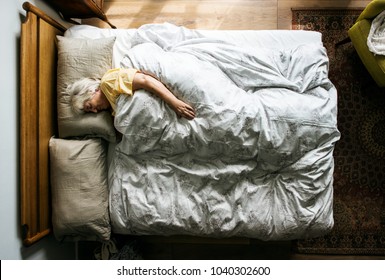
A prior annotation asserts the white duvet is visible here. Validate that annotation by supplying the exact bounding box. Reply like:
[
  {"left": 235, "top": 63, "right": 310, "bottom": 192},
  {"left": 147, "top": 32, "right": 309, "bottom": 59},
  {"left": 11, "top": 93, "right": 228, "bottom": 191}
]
[{"left": 108, "top": 23, "right": 340, "bottom": 240}]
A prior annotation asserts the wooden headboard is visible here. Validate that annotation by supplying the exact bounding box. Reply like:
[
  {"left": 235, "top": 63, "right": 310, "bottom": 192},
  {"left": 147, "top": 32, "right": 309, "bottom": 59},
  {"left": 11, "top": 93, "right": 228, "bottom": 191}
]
[{"left": 20, "top": 2, "right": 66, "bottom": 246}]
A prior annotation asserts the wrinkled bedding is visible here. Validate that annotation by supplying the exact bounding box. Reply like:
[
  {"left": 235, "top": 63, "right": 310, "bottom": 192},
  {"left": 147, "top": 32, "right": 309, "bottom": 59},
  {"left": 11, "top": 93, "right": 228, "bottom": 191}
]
[{"left": 108, "top": 23, "right": 340, "bottom": 240}]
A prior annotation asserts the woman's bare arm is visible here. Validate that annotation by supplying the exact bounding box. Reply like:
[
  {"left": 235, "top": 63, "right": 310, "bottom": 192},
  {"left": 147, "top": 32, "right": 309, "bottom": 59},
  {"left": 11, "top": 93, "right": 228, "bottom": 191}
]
[{"left": 132, "top": 72, "right": 195, "bottom": 120}]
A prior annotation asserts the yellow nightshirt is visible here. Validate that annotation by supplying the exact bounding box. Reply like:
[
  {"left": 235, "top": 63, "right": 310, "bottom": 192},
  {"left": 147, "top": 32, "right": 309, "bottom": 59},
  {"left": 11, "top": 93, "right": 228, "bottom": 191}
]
[{"left": 100, "top": 68, "right": 138, "bottom": 115}]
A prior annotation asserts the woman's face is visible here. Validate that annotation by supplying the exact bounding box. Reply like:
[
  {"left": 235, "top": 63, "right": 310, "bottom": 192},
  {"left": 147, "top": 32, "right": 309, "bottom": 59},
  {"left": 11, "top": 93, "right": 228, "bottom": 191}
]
[{"left": 83, "top": 88, "right": 110, "bottom": 113}]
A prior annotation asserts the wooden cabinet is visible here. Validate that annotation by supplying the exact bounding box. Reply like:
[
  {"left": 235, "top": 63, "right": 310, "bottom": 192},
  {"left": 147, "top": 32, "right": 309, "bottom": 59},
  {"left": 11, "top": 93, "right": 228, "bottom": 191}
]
[{"left": 45, "top": 0, "right": 116, "bottom": 28}]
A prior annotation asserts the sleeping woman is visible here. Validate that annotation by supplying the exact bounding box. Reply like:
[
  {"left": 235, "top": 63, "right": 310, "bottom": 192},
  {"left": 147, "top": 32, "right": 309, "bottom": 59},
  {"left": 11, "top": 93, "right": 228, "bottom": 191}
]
[{"left": 68, "top": 68, "right": 195, "bottom": 120}]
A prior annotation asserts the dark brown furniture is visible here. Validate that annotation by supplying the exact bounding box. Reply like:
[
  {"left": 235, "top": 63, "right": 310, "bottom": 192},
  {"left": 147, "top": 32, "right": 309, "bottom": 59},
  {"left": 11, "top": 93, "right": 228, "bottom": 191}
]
[{"left": 45, "top": 0, "right": 116, "bottom": 28}]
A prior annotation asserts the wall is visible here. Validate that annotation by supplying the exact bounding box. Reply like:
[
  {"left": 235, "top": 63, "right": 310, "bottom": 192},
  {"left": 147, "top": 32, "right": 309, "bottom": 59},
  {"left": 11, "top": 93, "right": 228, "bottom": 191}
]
[{"left": 0, "top": 0, "right": 75, "bottom": 260}]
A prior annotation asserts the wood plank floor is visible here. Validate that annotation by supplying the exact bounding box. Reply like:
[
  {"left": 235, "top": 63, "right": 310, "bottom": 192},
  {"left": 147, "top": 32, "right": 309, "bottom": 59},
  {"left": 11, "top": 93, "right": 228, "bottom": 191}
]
[
  {"left": 83, "top": 0, "right": 383, "bottom": 260},
  {"left": 85, "top": 0, "right": 372, "bottom": 29}
]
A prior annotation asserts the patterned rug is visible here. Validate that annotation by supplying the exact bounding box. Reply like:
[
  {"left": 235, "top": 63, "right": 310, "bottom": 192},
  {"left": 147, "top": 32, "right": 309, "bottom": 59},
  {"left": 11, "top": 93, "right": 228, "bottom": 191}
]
[{"left": 292, "top": 8, "right": 385, "bottom": 255}]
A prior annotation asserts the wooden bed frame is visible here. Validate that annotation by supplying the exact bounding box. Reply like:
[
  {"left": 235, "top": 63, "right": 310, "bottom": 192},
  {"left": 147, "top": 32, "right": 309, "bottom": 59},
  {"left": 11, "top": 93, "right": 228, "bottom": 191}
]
[{"left": 20, "top": 2, "right": 66, "bottom": 246}]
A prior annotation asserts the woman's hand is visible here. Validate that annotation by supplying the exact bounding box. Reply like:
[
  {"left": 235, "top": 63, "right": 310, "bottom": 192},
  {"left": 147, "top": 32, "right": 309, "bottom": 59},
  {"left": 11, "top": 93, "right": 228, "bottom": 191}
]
[{"left": 170, "top": 99, "right": 196, "bottom": 120}]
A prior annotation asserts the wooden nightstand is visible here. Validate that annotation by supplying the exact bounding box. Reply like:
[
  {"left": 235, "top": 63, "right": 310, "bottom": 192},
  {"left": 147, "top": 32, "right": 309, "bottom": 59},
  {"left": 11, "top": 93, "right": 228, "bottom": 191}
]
[{"left": 45, "top": 0, "right": 116, "bottom": 28}]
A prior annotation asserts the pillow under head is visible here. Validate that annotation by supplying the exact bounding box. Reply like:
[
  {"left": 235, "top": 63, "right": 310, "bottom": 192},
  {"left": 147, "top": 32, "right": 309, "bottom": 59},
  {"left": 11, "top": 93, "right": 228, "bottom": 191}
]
[{"left": 56, "top": 36, "right": 116, "bottom": 142}]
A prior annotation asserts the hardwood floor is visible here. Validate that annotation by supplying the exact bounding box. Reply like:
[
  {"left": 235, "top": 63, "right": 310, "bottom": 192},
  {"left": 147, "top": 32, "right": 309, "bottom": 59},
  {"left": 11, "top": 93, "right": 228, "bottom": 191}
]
[
  {"left": 83, "top": 0, "right": 383, "bottom": 260},
  {"left": 84, "top": 0, "right": 372, "bottom": 30}
]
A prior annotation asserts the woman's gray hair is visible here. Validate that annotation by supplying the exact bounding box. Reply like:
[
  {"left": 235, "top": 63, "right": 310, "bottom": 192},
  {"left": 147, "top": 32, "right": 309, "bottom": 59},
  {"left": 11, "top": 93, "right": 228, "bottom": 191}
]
[{"left": 67, "top": 77, "right": 101, "bottom": 115}]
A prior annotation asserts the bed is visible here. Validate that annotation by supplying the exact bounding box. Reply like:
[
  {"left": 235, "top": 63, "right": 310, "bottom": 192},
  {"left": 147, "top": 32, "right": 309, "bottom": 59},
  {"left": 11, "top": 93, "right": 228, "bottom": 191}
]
[{"left": 20, "top": 2, "right": 340, "bottom": 246}]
